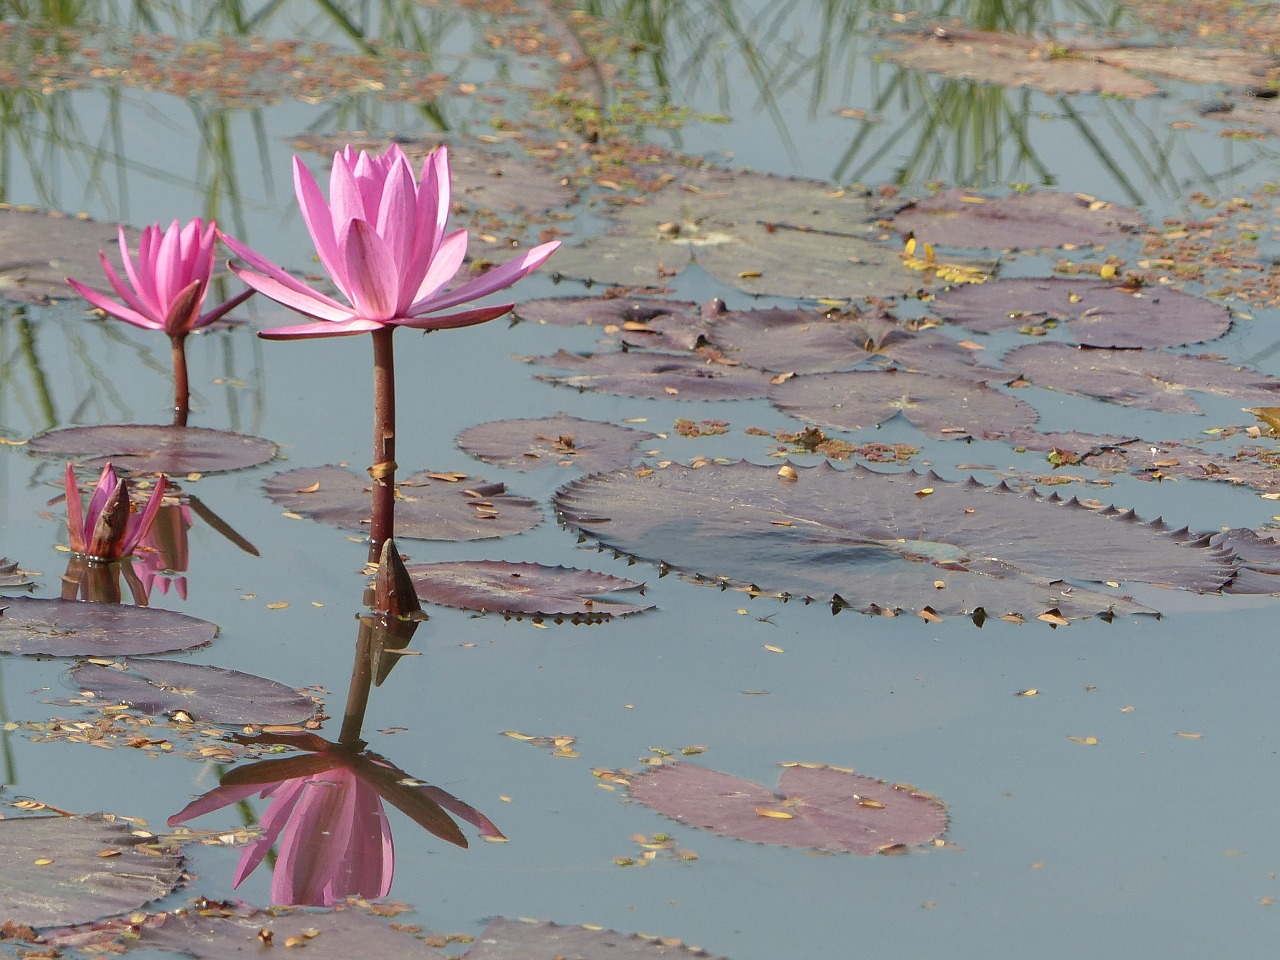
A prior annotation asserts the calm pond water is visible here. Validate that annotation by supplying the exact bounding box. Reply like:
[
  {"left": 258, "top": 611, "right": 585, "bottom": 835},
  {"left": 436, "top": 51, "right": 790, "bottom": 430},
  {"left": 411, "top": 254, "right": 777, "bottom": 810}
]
[{"left": 4, "top": 0, "right": 1280, "bottom": 957}]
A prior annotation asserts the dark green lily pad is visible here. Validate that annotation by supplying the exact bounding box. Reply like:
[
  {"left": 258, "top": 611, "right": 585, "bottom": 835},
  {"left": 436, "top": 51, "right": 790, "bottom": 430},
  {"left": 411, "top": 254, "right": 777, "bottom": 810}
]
[
  {"left": 0, "top": 208, "right": 142, "bottom": 305},
  {"left": 893, "top": 188, "right": 1144, "bottom": 250},
  {"left": 70, "top": 659, "right": 318, "bottom": 725},
  {"left": 263, "top": 466, "right": 541, "bottom": 541},
  {"left": 1005, "top": 343, "right": 1280, "bottom": 414},
  {"left": 533, "top": 349, "right": 772, "bottom": 400},
  {"left": 931, "top": 277, "right": 1232, "bottom": 348},
  {"left": 769, "top": 369, "right": 1037, "bottom": 439},
  {"left": 457, "top": 415, "right": 658, "bottom": 473},
  {"left": 0, "top": 597, "right": 217, "bottom": 657},
  {"left": 627, "top": 762, "right": 947, "bottom": 854},
  {"left": 0, "top": 558, "right": 35, "bottom": 591},
  {"left": 555, "top": 460, "right": 1235, "bottom": 620},
  {"left": 406, "top": 560, "right": 652, "bottom": 620},
  {"left": 0, "top": 813, "right": 182, "bottom": 929},
  {"left": 28, "top": 425, "right": 278, "bottom": 475}
]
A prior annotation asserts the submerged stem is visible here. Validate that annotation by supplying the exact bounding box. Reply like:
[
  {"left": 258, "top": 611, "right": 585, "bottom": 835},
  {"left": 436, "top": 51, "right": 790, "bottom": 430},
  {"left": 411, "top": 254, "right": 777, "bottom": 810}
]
[
  {"left": 169, "top": 334, "right": 190, "bottom": 428},
  {"left": 369, "top": 327, "right": 397, "bottom": 562}
]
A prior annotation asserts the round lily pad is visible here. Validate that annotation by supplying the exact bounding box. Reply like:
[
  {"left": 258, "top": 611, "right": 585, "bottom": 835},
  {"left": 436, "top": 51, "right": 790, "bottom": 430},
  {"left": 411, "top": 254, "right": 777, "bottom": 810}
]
[
  {"left": 533, "top": 349, "right": 772, "bottom": 400},
  {"left": 0, "top": 597, "right": 217, "bottom": 657},
  {"left": 0, "top": 813, "right": 182, "bottom": 929},
  {"left": 456, "top": 415, "right": 657, "bottom": 473},
  {"left": 28, "top": 425, "right": 278, "bottom": 475},
  {"left": 627, "top": 762, "right": 947, "bottom": 855},
  {"left": 0, "top": 208, "right": 142, "bottom": 305},
  {"left": 406, "top": 560, "right": 652, "bottom": 620},
  {"left": 931, "top": 277, "right": 1232, "bottom": 348},
  {"left": 70, "top": 659, "right": 318, "bottom": 725},
  {"left": 263, "top": 466, "right": 541, "bottom": 541}
]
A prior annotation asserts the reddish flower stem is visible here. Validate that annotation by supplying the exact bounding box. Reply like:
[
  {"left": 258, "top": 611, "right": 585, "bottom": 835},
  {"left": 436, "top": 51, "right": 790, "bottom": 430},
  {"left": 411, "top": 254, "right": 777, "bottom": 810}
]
[
  {"left": 369, "top": 327, "right": 397, "bottom": 563},
  {"left": 339, "top": 617, "right": 376, "bottom": 745},
  {"left": 169, "top": 334, "right": 190, "bottom": 428}
]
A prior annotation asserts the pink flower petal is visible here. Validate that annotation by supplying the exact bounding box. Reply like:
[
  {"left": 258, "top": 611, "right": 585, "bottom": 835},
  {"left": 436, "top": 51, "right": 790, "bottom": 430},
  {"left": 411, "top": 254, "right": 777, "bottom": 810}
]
[
  {"left": 228, "top": 264, "right": 357, "bottom": 324},
  {"left": 338, "top": 219, "right": 400, "bottom": 321},
  {"left": 292, "top": 158, "right": 344, "bottom": 286},
  {"left": 220, "top": 232, "right": 348, "bottom": 311},
  {"left": 64, "top": 463, "right": 85, "bottom": 554},
  {"left": 258, "top": 317, "right": 385, "bottom": 340},
  {"left": 406, "top": 228, "right": 468, "bottom": 309},
  {"left": 412, "top": 240, "right": 560, "bottom": 315},
  {"left": 394, "top": 302, "right": 513, "bottom": 332},
  {"left": 65, "top": 276, "right": 161, "bottom": 331}
]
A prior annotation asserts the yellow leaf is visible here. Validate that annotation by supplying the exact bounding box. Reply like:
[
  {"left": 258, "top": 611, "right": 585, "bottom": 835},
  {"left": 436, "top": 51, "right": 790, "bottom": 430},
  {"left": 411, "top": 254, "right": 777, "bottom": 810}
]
[
  {"left": 1176, "top": 732, "right": 1202, "bottom": 739},
  {"left": 777, "top": 465, "right": 798, "bottom": 481},
  {"left": 755, "top": 807, "right": 794, "bottom": 819},
  {"left": 1016, "top": 689, "right": 1038, "bottom": 697},
  {"left": 915, "top": 487, "right": 934, "bottom": 497},
  {"left": 764, "top": 644, "right": 784, "bottom": 654},
  {"left": 266, "top": 602, "right": 289, "bottom": 610}
]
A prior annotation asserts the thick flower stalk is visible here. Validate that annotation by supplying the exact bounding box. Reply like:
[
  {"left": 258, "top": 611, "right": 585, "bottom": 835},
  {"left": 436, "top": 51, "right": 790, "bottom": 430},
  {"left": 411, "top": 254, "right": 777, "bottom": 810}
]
[
  {"left": 65, "top": 462, "right": 168, "bottom": 563},
  {"left": 66, "top": 219, "right": 254, "bottom": 426},
  {"left": 221, "top": 143, "right": 558, "bottom": 560}
]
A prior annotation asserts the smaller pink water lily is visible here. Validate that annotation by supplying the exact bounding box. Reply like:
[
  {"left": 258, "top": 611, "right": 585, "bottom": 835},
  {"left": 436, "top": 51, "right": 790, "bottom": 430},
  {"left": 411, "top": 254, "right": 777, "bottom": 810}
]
[
  {"left": 65, "top": 462, "right": 168, "bottom": 562},
  {"left": 220, "top": 143, "right": 559, "bottom": 339}
]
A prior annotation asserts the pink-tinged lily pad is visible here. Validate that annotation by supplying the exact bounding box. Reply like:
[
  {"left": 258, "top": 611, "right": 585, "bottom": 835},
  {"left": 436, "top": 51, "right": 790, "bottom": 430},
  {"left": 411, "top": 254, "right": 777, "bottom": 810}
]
[
  {"left": 931, "top": 277, "right": 1232, "bottom": 348},
  {"left": 0, "top": 558, "right": 35, "bottom": 591},
  {"left": 0, "top": 597, "right": 217, "bottom": 657},
  {"left": 28, "top": 425, "right": 278, "bottom": 475},
  {"left": 70, "top": 659, "right": 318, "bottom": 725},
  {"left": 0, "top": 814, "right": 182, "bottom": 929},
  {"left": 263, "top": 466, "right": 540, "bottom": 541},
  {"left": 893, "top": 188, "right": 1144, "bottom": 250},
  {"left": 405, "top": 560, "right": 652, "bottom": 620},
  {"left": 532, "top": 350, "right": 772, "bottom": 400},
  {"left": 465, "top": 916, "right": 730, "bottom": 960},
  {"left": 769, "top": 369, "right": 1037, "bottom": 440},
  {"left": 1004, "top": 342, "right": 1280, "bottom": 414},
  {"left": 555, "top": 461, "right": 1235, "bottom": 620},
  {"left": 457, "top": 415, "right": 658, "bottom": 473},
  {"left": 1004, "top": 428, "right": 1139, "bottom": 457},
  {"left": 627, "top": 762, "right": 946, "bottom": 854},
  {"left": 514, "top": 296, "right": 697, "bottom": 329},
  {"left": 0, "top": 209, "right": 142, "bottom": 305},
  {"left": 1080, "top": 438, "right": 1280, "bottom": 496},
  {"left": 1212, "top": 529, "right": 1280, "bottom": 594}
]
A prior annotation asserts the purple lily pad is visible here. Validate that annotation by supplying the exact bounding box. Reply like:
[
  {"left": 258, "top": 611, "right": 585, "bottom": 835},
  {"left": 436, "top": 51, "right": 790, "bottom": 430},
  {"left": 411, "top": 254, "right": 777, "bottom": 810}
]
[
  {"left": 457, "top": 415, "right": 658, "bottom": 473},
  {"left": 769, "top": 369, "right": 1037, "bottom": 440},
  {"left": 1005, "top": 342, "right": 1280, "bottom": 414},
  {"left": 405, "top": 560, "right": 652, "bottom": 620},
  {"left": 514, "top": 296, "right": 697, "bottom": 328},
  {"left": 0, "top": 597, "right": 217, "bottom": 657},
  {"left": 0, "top": 558, "right": 35, "bottom": 591},
  {"left": 466, "top": 916, "right": 730, "bottom": 960},
  {"left": 532, "top": 349, "right": 773, "bottom": 400},
  {"left": 893, "top": 188, "right": 1144, "bottom": 250},
  {"left": 627, "top": 762, "right": 947, "bottom": 854},
  {"left": 930, "top": 277, "right": 1232, "bottom": 348},
  {"left": 263, "top": 466, "right": 541, "bottom": 541},
  {"left": 70, "top": 659, "right": 318, "bottom": 725},
  {"left": 555, "top": 460, "right": 1236, "bottom": 620},
  {"left": 0, "top": 813, "right": 182, "bottom": 929},
  {"left": 28, "top": 425, "right": 278, "bottom": 475},
  {"left": 1213, "top": 528, "right": 1280, "bottom": 594},
  {"left": 1080, "top": 438, "right": 1280, "bottom": 496},
  {"left": 0, "top": 209, "right": 142, "bottom": 305}
]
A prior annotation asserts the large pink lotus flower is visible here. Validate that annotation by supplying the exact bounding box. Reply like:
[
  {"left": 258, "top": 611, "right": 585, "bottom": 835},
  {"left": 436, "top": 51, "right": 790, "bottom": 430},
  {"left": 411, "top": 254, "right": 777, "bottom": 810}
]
[
  {"left": 220, "top": 143, "right": 559, "bottom": 339},
  {"left": 65, "top": 462, "right": 168, "bottom": 562},
  {"left": 66, "top": 218, "right": 252, "bottom": 338}
]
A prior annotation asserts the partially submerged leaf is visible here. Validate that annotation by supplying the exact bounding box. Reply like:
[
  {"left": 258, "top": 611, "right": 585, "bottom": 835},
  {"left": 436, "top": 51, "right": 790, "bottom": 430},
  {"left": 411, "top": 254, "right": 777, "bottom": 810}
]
[
  {"left": 513, "top": 296, "right": 697, "bottom": 328},
  {"left": 627, "top": 762, "right": 947, "bottom": 854},
  {"left": 457, "top": 415, "right": 658, "bottom": 473},
  {"left": 465, "top": 916, "right": 730, "bottom": 959},
  {"left": 0, "top": 209, "right": 141, "bottom": 304},
  {"left": 533, "top": 349, "right": 772, "bottom": 400},
  {"left": 0, "top": 814, "right": 182, "bottom": 929},
  {"left": 406, "top": 560, "right": 652, "bottom": 620},
  {"left": 70, "top": 659, "right": 318, "bottom": 725},
  {"left": 0, "top": 597, "right": 217, "bottom": 657},
  {"left": 263, "top": 466, "right": 541, "bottom": 541},
  {"left": 29, "top": 425, "right": 278, "bottom": 475},
  {"left": 0, "top": 557, "right": 35, "bottom": 591}
]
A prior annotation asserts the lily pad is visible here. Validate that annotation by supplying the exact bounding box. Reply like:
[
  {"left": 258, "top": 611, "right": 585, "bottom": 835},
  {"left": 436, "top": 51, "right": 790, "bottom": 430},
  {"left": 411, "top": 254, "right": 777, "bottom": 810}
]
[
  {"left": 893, "top": 188, "right": 1144, "bottom": 250},
  {"left": 514, "top": 296, "right": 697, "bottom": 329},
  {"left": 1080, "top": 438, "right": 1280, "bottom": 496},
  {"left": 457, "top": 415, "right": 658, "bottom": 473},
  {"left": 0, "top": 597, "right": 217, "bottom": 657},
  {"left": 555, "top": 460, "right": 1235, "bottom": 620},
  {"left": 1005, "top": 342, "right": 1280, "bottom": 413},
  {"left": 533, "top": 349, "right": 772, "bottom": 400},
  {"left": 70, "top": 659, "right": 318, "bottom": 725},
  {"left": 1092, "top": 47, "right": 1276, "bottom": 89},
  {"left": 930, "top": 277, "right": 1232, "bottom": 348},
  {"left": 0, "top": 558, "right": 35, "bottom": 591},
  {"left": 769, "top": 369, "right": 1037, "bottom": 439},
  {"left": 627, "top": 762, "right": 947, "bottom": 854},
  {"left": 0, "top": 208, "right": 142, "bottom": 304},
  {"left": 263, "top": 466, "right": 541, "bottom": 541},
  {"left": 466, "top": 916, "right": 730, "bottom": 960},
  {"left": 0, "top": 813, "right": 182, "bottom": 929},
  {"left": 28, "top": 425, "right": 278, "bottom": 475},
  {"left": 405, "top": 560, "right": 652, "bottom": 620}
]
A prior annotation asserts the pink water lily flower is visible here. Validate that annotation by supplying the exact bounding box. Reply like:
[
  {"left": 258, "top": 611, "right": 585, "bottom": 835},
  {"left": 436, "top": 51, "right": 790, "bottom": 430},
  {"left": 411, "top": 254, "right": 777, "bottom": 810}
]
[
  {"left": 65, "top": 462, "right": 168, "bottom": 562},
  {"left": 220, "top": 143, "right": 559, "bottom": 339}
]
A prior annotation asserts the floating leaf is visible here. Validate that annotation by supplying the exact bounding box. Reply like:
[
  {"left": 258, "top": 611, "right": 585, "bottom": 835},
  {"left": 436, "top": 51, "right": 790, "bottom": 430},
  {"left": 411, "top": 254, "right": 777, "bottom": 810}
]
[
  {"left": 457, "top": 415, "right": 657, "bottom": 473},
  {"left": 627, "top": 762, "right": 946, "bottom": 854},
  {"left": 29, "top": 425, "right": 278, "bottom": 475},
  {"left": 0, "top": 597, "right": 217, "bottom": 657},
  {"left": 555, "top": 461, "right": 1235, "bottom": 620},
  {"left": 0, "top": 814, "right": 181, "bottom": 928},
  {"left": 769, "top": 369, "right": 1036, "bottom": 439},
  {"left": 931, "top": 277, "right": 1232, "bottom": 348},
  {"left": 514, "top": 296, "right": 697, "bottom": 329},
  {"left": 0, "top": 209, "right": 142, "bottom": 304},
  {"left": 263, "top": 466, "right": 540, "bottom": 541},
  {"left": 532, "top": 350, "right": 772, "bottom": 400},
  {"left": 1005, "top": 343, "right": 1280, "bottom": 414},
  {"left": 70, "top": 659, "right": 317, "bottom": 725},
  {"left": 1081, "top": 438, "right": 1280, "bottom": 495},
  {"left": 1092, "top": 46, "right": 1275, "bottom": 89},
  {"left": 406, "top": 560, "right": 652, "bottom": 620},
  {"left": 893, "top": 188, "right": 1144, "bottom": 250},
  {"left": 0, "top": 558, "right": 35, "bottom": 591},
  {"left": 465, "top": 916, "right": 730, "bottom": 959}
]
